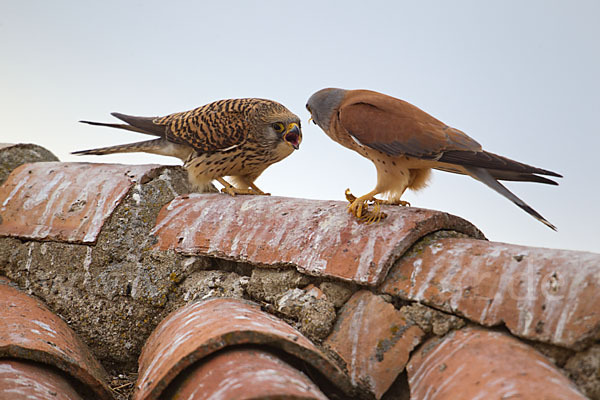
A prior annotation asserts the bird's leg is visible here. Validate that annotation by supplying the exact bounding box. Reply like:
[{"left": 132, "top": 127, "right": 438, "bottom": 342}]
[
  {"left": 217, "top": 177, "right": 238, "bottom": 196},
  {"left": 216, "top": 178, "right": 269, "bottom": 196}
]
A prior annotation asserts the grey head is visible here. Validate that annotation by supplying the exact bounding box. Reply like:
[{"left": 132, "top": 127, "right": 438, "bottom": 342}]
[{"left": 306, "top": 88, "right": 347, "bottom": 132}]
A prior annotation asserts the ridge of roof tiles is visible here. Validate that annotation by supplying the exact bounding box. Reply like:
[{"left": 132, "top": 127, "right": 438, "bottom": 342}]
[
  {"left": 381, "top": 237, "right": 600, "bottom": 349},
  {"left": 0, "top": 143, "right": 598, "bottom": 399},
  {"left": 151, "top": 193, "right": 485, "bottom": 286},
  {"left": 0, "top": 277, "right": 112, "bottom": 400}
]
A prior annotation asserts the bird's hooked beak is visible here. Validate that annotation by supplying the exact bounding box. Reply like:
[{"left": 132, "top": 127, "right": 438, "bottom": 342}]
[
  {"left": 284, "top": 122, "right": 302, "bottom": 150},
  {"left": 306, "top": 105, "right": 317, "bottom": 125}
]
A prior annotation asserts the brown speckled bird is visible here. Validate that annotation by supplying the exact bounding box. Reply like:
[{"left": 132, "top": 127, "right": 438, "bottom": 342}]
[
  {"left": 74, "top": 98, "right": 302, "bottom": 195},
  {"left": 306, "top": 88, "right": 561, "bottom": 229}
]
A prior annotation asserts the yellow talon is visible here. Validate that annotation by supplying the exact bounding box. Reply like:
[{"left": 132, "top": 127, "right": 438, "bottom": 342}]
[
  {"left": 345, "top": 188, "right": 357, "bottom": 203},
  {"left": 217, "top": 177, "right": 269, "bottom": 196},
  {"left": 346, "top": 196, "right": 387, "bottom": 224}
]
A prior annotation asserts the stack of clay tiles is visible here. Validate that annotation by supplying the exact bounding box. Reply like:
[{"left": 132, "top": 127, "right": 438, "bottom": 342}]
[{"left": 0, "top": 142, "right": 598, "bottom": 400}]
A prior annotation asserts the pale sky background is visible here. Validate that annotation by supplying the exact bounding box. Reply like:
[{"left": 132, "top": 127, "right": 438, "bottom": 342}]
[{"left": 1, "top": 1, "right": 599, "bottom": 253}]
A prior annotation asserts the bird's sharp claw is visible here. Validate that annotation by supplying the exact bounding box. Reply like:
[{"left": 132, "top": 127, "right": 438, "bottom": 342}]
[
  {"left": 345, "top": 191, "right": 412, "bottom": 224},
  {"left": 345, "top": 189, "right": 356, "bottom": 203},
  {"left": 347, "top": 196, "right": 387, "bottom": 223}
]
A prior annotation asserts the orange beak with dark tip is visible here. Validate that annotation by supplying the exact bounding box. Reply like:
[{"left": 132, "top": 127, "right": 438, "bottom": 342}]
[{"left": 284, "top": 122, "right": 302, "bottom": 150}]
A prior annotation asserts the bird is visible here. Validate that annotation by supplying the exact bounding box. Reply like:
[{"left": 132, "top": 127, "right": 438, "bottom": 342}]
[
  {"left": 306, "top": 88, "right": 561, "bottom": 230},
  {"left": 73, "top": 98, "right": 302, "bottom": 196}
]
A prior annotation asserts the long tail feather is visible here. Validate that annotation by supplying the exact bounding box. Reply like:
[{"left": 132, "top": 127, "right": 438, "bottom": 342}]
[
  {"left": 110, "top": 113, "right": 165, "bottom": 136},
  {"left": 79, "top": 120, "right": 150, "bottom": 135},
  {"left": 434, "top": 166, "right": 559, "bottom": 185},
  {"left": 464, "top": 166, "right": 557, "bottom": 230},
  {"left": 72, "top": 138, "right": 165, "bottom": 156},
  {"left": 80, "top": 112, "right": 165, "bottom": 137},
  {"left": 488, "top": 170, "right": 559, "bottom": 185}
]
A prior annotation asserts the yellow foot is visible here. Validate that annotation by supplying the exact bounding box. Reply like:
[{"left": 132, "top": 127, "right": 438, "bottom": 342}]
[
  {"left": 220, "top": 186, "right": 268, "bottom": 196},
  {"left": 344, "top": 189, "right": 387, "bottom": 223},
  {"left": 385, "top": 199, "right": 411, "bottom": 207},
  {"left": 248, "top": 183, "right": 270, "bottom": 196},
  {"left": 358, "top": 202, "right": 387, "bottom": 224},
  {"left": 217, "top": 178, "right": 270, "bottom": 196},
  {"left": 345, "top": 189, "right": 410, "bottom": 207}
]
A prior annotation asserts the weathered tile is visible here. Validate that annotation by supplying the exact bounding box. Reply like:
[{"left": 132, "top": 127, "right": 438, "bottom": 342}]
[
  {"left": 324, "top": 290, "right": 425, "bottom": 399},
  {"left": 135, "top": 297, "right": 352, "bottom": 400},
  {"left": 0, "top": 359, "right": 83, "bottom": 400},
  {"left": 0, "top": 279, "right": 111, "bottom": 399},
  {"left": 167, "top": 347, "right": 328, "bottom": 399},
  {"left": 151, "top": 194, "right": 483, "bottom": 286},
  {"left": 407, "top": 327, "right": 586, "bottom": 399},
  {"left": 381, "top": 238, "right": 600, "bottom": 349},
  {"left": 0, "top": 162, "right": 164, "bottom": 243}
]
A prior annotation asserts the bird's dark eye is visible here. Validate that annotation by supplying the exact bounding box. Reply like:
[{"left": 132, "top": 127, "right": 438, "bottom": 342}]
[{"left": 272, "top": 122, "right": 285, "bottom": 133}]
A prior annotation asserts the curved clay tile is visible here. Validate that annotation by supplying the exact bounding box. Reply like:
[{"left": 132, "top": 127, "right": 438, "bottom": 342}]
[
  {"left": 166, "top": 347, "right": 328, "bottom": 400},
  {"left": 0, "top": 278, "right": 111, "bottom": 399},
  {"left": 407, "top": 327, "right": 587, "bottom": 399},
  {"left": 0, "top": 359, "right": 83, "bottom": 400},
  {"left": 0, "top": 162, "right": 165, "bottom": 244},
  {"left": 325, "top": 290, "right": 425, "bottom": 399},
  {"left": 151, "top": 193, "right": 484, "bottom": 286},
  {"left": 135, "top": 297, "right": 353, "bottom": 400},
  {"left": 381, "top": 237, "right": 600, "bottom": 349}
]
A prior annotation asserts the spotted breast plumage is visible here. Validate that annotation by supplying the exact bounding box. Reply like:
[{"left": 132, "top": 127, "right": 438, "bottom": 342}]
[{"left": 74, "top": 98, "right": 302, "bottom": 195}]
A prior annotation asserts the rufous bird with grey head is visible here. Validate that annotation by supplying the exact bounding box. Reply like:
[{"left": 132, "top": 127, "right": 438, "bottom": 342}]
[
  {"left": 306, "top": 88, "right": 561, "bottom": 229},
  {"left": 74, "top": 98, "right": 302, "bottom": 195}
]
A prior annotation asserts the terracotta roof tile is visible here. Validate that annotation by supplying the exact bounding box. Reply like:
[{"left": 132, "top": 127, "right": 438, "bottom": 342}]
[
  {"left": 407, "top": 327, "right": 587, "bottom": 399},
  {"left": 135, "top": 297, "right": 352, "bottom": 400},
  {"left": 381, "top": 238, "right": 600, "bottom": 349},
  {"left": 0, "top": 359, "right": 83, "bottom": 400},
  {"left": 0, "top": 278, "right": 111, "bottom": 399},
  {"left": 0, "top": 162, "right": 164, "bottom": 244},
  {"left": 325, "top": 290, "right": 424, "bottom": 399},
  {"left": 151, "top": 193, "right": 484, "bottom": 286},
  {"left": 0, "top": 146, "right": 596, "bottom": 398},
  {"left": 166, "top": 347, "right": 328, "bottom": 400}
]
